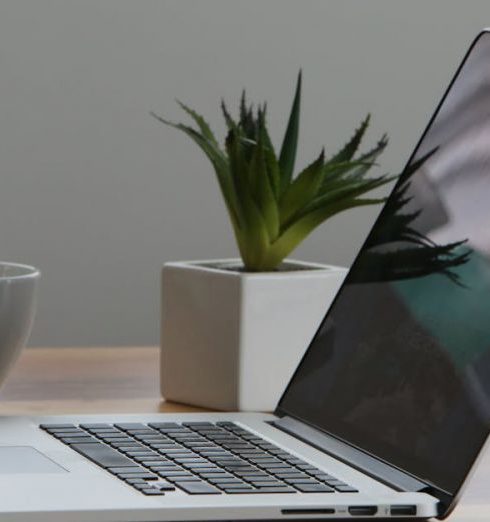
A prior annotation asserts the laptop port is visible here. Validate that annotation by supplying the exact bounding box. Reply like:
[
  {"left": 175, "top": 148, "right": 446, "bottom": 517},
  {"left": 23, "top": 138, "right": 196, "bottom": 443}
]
[
  {"left": 282, "top": 508, "right": 336, "bottom": 515},
  {"left": 348, "top": 506, "right": 378, "bottom": 516},
  {"left": 390, "top": 505, "right": 417, "bottom": 516}
]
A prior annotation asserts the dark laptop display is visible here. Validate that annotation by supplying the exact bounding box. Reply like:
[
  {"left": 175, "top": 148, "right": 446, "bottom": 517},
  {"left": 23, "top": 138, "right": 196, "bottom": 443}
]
[{"left": 278, "top": 33, "right": 490, "bottom": 496}]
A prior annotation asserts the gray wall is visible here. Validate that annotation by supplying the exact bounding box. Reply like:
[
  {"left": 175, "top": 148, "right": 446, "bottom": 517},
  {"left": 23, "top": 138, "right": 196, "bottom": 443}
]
[{"left": 0, "top": 0, "right": 487, "bottom": 346}]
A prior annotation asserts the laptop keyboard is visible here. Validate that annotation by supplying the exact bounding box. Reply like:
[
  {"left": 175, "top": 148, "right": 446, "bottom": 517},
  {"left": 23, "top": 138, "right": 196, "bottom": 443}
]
[{"left": 40, "top": 421, "right": 358, "bottom": 496}]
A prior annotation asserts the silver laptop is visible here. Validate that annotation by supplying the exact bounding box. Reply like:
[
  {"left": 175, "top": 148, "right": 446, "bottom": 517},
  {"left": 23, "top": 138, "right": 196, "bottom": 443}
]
[{"left": 2, "top": 30, "right": 490, "bottom": 521}]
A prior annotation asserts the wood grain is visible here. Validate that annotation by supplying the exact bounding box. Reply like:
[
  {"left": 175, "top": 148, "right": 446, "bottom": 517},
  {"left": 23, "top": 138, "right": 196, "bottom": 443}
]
[
  {"left": 0, "top": 347, "right": 206, "bottom": 414},
  {"left": 0, "top": 346, "right": 487, "bottom": 521}
]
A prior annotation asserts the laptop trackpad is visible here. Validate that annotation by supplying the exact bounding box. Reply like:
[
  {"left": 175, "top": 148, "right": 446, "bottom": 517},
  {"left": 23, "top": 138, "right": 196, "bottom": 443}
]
[{"left": 0, "top": 446, "right": 67, "bottom": 474}]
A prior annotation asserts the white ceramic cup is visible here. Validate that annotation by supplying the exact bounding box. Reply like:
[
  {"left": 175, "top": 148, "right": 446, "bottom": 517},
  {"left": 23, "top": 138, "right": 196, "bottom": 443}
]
[{"left": 0, "top": 262, "right": 40, "bottom": 388}]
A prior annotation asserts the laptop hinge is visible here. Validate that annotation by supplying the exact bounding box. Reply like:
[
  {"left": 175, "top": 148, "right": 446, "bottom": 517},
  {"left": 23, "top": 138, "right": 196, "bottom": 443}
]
[{"left": 271, "top": 416, "right": 433, "bottom": 493}]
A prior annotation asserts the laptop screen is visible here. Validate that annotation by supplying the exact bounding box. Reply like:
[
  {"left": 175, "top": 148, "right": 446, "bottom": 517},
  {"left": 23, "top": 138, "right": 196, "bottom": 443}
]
[{"left": 278, "top": 32, "right": 490, "bottom": 496}]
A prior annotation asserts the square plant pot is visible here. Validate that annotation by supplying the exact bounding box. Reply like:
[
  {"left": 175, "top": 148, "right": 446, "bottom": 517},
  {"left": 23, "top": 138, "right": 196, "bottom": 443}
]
[{"left": 160, "top": 259, "right": 347, "bottom": 412}]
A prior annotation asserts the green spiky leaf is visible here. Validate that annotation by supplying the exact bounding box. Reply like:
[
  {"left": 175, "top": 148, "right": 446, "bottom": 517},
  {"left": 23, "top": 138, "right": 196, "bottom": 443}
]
[
  {"left": 327, "top": 114, "right": 370, "bottom": 164},
  {"left": 152, "top": 73, "right": 398, "bottom": 272},
  {"left": 176, "top": 100, "right": 220, "bottom": 148},
  {"left": 279, "top": 71, "right": 302, "bottom": 193},
  {"left": 279, "top": 149, "right": 325, "bottom": 226}
]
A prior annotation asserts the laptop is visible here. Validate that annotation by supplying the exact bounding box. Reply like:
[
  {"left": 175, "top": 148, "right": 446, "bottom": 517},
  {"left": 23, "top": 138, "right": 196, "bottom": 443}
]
[{"left": 2, "top": 30, "right": 490, "bottom": 521}]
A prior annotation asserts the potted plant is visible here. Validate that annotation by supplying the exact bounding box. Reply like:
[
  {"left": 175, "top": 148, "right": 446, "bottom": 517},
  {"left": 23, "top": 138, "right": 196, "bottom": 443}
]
[{"left": 152, "top": 72, "right": 394, "bottom": 411}]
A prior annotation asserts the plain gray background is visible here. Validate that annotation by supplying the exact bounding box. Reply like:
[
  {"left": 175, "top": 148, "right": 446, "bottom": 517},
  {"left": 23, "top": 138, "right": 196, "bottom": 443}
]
[{"left": 0, "top": 0, "right": 488, "bottom": 346}]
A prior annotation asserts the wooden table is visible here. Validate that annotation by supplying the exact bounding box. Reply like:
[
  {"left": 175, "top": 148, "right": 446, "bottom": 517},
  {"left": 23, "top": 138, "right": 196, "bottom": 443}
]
[{"left": 0, "top": 347, "right": 488, "bottom": 521}]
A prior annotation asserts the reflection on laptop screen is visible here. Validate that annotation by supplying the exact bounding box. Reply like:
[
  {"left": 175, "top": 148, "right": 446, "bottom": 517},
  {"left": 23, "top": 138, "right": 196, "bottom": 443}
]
[{"left": 278, "top": 33, "right": 490, "bottom": 496}]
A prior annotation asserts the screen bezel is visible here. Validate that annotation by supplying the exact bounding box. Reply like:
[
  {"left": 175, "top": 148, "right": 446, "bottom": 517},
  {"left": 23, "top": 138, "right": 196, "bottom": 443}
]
[{"left": 275, "top": 30, "right": 490, "bottom": 515}]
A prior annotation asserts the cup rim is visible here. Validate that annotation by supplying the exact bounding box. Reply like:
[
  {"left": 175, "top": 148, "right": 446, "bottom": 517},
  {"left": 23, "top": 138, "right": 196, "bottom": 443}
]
[{"left": 0, "top": 262, "right": 40, "bottom": 280}]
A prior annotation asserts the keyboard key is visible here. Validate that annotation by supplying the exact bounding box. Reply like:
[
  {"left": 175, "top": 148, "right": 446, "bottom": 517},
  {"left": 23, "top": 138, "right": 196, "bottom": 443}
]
[
  {"left": 48, "top": 429, "right": 83, "bottom": 436},
  {"left": 269, "top": 450, "right": 291, "bottom": 457},
  {"left": 154, "top": 481, "right": 176, "bottom": 491},
  {"left": 164, "top": 428, "right": 192, "bottom": 434},
  {"left": 294, "top": 483, "right": 334, "bottom": 493},
  {"left": 285, "top": 457, "right": 307, "bottom": 465},
  {"left": 236, "top": 475, "right": 271, "bottom": 483},
  {"left": 284, "top": 478, "right": 321, "bottom": 485},
  {"left": 200, "top": 449, "right": 232, "bottom": 456},
  {"left": 125, "top": 449, "right": 158, "bottom": 455},
  {"left": 40, "top": 424, "right": 76, "bottom": 430},
  {"left": 165, "top": 475, "right": 198, "bottom": 482},
  {"left": 124, "top": 478, "right": 147, "bottom": 484},
  {"left": 158, "top": 427, "right": 191, "bottom": 433},
  {"left": 188, "top": 468, "right": 221, "bottom": 475},
  {"left": 108, "top": 466, "right": 147, "bottom": 475},
  {"left": 90, "top": 427, "right": 122, "bottom": 432},
  {"left": 193, "top": 466, "right": 223, "bottom": 477},
  {"left": 90, "top": 429, "right": 126, "bottom": 435},
  {"left": 215, "top": 480, "right": 249, "bottom": 487},
  {"left": 249, "top": 457, "right": 282, "bottom": 464},
  {"left": 135, "top": 436, "right": 171, "bottom": 446},
  {"left": 325, "top": 479, "right": 346, "bottom": 486},
  {"left": 148, "top": 442, "right": 179, "bottom": 448},
  {"left": 149, "top": 465, "right": 181, "bottom": 472},
  {"left": 133, "top": 456, "right": 162, "bottom": 463},
  {"left": 118, "top": 443, "right": 147, "bottom": 451},
  {"left": 131, "top": 483, "right": 152, "bottom": 490},
  {"left": 222, "top": 463, "right": 256, "bottom": 470},
  {"left": 333, "top": 485, "right": 359, "bottom": 493},
  {"left": 172, "top": 456, "right": 204, "bottom": 463},
  {"left": 251, "top": 481, "right": 286, "bottom": 488},
  {"left": 274, "top": 472, "right": 310, "bottom": 479},
  {"left": 221, "top": 486, "right": 256, "bottom": 493},
  {"left": 97, "top": 430, "right": 133, "bottom": 440},
  {"left": 261, "top": 464, "right": 294, "bottom": 471},
  {"left": 118, "top": 472, "right": 158, "bottom": 480},
  {"left": 174, "top": 459, "right": 210, "bottom": 467},
  {"left": 71, "top": 443, "right": 138, "bottom": 468},
  {"left": 114, "top": 446, "right": 146, "bottom": 456},
  {"left": 156, "top": 470, "right": 193, "bottom": 478},
  {"left": 105, "top": 438, "right": 135, "bottom": 444},
  {"left": 182, "top": 422, "right": 215, "bottom": 428},
  {"left": 79, "top": 423, "right": 112, "bottom": 430},
  {"left": 141, "top": 489, "right": 165, "bottom": 496},
  {"left": 133, "top": 435, "right": 164, "bottom": 441},
  {"left": 148, "top": 422, "right": 180, "bottom": 429},
  {"left": 139, "top": 460, "right": 170, "bottom": 467},
  {"left": 52, "top": 430, "right": 87, "bottom": 437},
  {"left": 245, "top": 475, "right": 280, "bottom": 482},
  {"left": 114, "top": 423, "right": 149, "bottom": 431},
  {"left": 209, "top": 478, "right": 245, "bottom": 485},
  {"left": 310, "top": 471, "right": 334, "bottom": 479},
  {"left": 158, "top": 449, "right": 189, "bottom": 455},
  {"left": 253, "top": 486, "right": 296, "bottom": 494},
  {"left": 297, "top": 464, "right": 321, "bottom": 471},
  {"left": 234, "top": 470, "right": 267, "bottom": 477},
  {"left": 162, "top": 453, "right": 195, "bottom": 460},
  {"left": 175, "top": 481, "right": 221, "bottom": 495},
  {"left": 171, "top": 430, "right": 200, "bottom": 437},
  {"left": 223, "top": 443, "right": 254, "bottom": 449},
  {"left": 197, "top": 472, "right": 233, "bottom": 479},
  {"left": 60, "top": 436, "right": 97, "bottom": 444}
]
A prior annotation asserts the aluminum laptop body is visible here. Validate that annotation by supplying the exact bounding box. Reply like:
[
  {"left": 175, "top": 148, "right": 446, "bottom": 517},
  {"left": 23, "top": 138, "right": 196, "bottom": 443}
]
[{"left": 2, "top": 30, "right": 490, "bottom": 521}]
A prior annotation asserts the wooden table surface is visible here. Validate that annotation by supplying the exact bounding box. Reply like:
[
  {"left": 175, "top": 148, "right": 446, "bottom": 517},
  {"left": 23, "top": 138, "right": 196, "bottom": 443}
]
[{"left": 0, "top": 346, "right": 487, "bottom": 521}]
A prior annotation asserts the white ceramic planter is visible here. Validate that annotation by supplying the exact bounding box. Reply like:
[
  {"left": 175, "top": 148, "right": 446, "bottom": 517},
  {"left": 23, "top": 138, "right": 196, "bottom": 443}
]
[{"left": 160, "top": 259, "right": 347, "bottom": 412}]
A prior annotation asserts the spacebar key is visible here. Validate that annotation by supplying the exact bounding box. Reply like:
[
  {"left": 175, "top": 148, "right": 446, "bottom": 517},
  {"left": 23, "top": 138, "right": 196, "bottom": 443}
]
[{"left": 71, "top": 443, "right": 138, "bottom": 468}]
